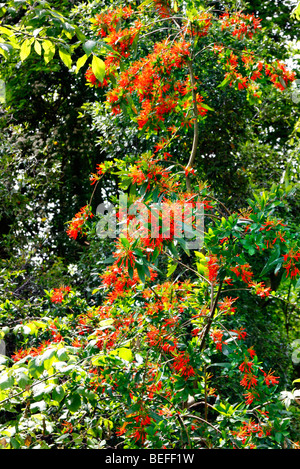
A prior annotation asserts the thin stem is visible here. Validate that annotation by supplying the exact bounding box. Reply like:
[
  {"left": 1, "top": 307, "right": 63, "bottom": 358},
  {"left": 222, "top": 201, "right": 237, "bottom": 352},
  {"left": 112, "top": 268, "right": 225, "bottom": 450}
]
[
  {"left": 199, "top": 280, "right": 223, "bottom": 352},
  {"left": 163, "top": 249, "right": 211, "bottom": 284},
  {"left": 183, "top": 413, "right": 222, "bottom": 434},
  {"left": 185, "top": 60, "right": 199, "bottom": 191}
]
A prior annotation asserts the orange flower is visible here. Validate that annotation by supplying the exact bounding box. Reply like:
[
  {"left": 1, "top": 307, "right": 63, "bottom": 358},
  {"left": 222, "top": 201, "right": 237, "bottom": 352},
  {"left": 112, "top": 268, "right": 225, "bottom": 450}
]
[{"left": 50, "top": 286, "right": 71, "bottom": 303}]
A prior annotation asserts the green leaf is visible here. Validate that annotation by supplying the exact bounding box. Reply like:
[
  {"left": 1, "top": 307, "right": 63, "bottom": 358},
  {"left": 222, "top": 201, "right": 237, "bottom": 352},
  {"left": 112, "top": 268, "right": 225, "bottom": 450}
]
[
  {"left": 20, "top": 38, "right": 33, "bottom": 61},
  {"left": 120, "top": 236, "right": 130, "bottom": 248},
  {"left": 292, "top": 3, "right": 300, "bottom": 20},
  {"left": 52, "top": 385, "right": 65, "bottom": 403},
  {"left": 91, "top": 353, "right": 106, "bottom": 366},
  {"left": 30, "top": 400, "right": 47, "bottom": 413},
  {"left": 136, "top": 262, "right": 145, "bottom": 283},
  {"left": 75, "top": 54, "right": 88, "bottom": 73},
  {"left": 57, "top": 348, "right": 69, "bottom": 361},
  {"left": 34, "top": 40, "right": 42, "bottom": 55},
  {"left": 42, "top": 39, "right": 55, "bottom": 64},
  {"left": 59, "top": 47, "right": 72, "bottom": 69},
  {"left": 199, "top": 103, "right": 214, "bottom": 112},
  {"left": 15, "top": 371, "right": 31, "bottom": 389},
  {"left": 111, "top": 347, "right": 133, "bottom": 362},
  {"left": 66, "top": 392, "right": 81, "bottom": 412},
  {"left": 218, "top": 76, "right": 231, "bottom": 88},
  {"left": 0, "top": 42, "right": 13, "bottom": 58},
  {"left": 28, "top": 357, "right": 44, "bottom": 379},
  {"left": 0, "top": 372, "right": 14, "bottom": 390},
  {"left": 138, "top": 0, "right": 153, "bottom": 9},
  {"left": 91, "top": 54, "right": 105, "bottom": 82},
  {"left": 82, "top": 40, "right": 97, "bottom": 56},
  {"left": 74, "top": 25, "right": 86, "bottom": 42},
  {"left": 260, "top": 256, "right": 283, "bottom": 277},
  {"left": 167, "top": 261, "right": 177, "bottom": 277}
]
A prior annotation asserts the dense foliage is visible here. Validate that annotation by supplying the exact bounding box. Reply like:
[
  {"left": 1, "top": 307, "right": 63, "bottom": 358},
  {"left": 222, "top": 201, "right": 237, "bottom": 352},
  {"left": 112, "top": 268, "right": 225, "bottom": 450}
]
[{"left": 0, "top": 0, "right": 299, "bottom": 450}]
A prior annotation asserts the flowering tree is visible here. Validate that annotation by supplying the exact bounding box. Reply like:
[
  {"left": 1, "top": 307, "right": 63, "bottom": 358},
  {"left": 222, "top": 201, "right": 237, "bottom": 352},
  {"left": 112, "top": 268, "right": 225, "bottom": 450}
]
[{"left": 0, "top": 0, "right": 299, "bottom": 450}]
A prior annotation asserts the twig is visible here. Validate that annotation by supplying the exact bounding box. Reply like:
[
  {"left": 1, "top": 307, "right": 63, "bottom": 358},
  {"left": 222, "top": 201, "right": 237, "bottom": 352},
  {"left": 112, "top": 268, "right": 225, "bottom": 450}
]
[
  {"left": 199, "top": 280, "right": 223, "bottom": 352},
  {"left": 183, "top": 413, "right": 222, "bottom": 434}
]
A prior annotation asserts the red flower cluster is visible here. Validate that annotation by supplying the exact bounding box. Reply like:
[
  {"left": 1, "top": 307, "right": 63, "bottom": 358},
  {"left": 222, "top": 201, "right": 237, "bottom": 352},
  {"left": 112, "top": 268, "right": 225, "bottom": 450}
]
[
  {"left": 90, "top": 163, "right": 107, "bottom": 185},
  {"left": 100, "top": 263, "right": 147, "bottom": 304},
  {"left": 85, "top": 6, "right": 142, "bottom": 89},
  {"left": 220, "top": 12, "right": 262, "bottom": 39},
  {"left": 184, "top": 12, "right": 212, "bottom": 37},
  {"left": 66, "top": 205, "right": 93, "bottom": 240},
  {"left": 152, "top": 0, "right": 172, "bottom": 18},
  {"left": 231, "top": 263, "right": 253, "bottom": 285},
  {"left": 210, "top": 329, "right": 224, "bottom": 351},
  {"left": 106, "top": 39, "right": 202, "bottom": 130},
  {"left": 50, "top": 286, "right": 71, "bottom": 303},
  {"left": 127, "top": 156, "right": 172, "bottom": 192},
  {"left": 238, "top": 346, "right": 279, "bottom": 407},
  {"left": 117, "top": 407, "right": 155, "bottom": 444},
  {"left": 232, "top": 419, "right": 267, "bottom": 447},
  {"left": 215, "top": 38, "right": 296, "bottom": 98},
  {"left": 218, "top": 296, "right": 238, "bottom": 315},
  {"left": 11, "top": 340, "right": 51, "bottom": 362},
  {"left": 207, "top": 255, "right": 219, "bottom": 283},
  {"left": 265, "top": 61, "right": 296, "bottom": 91},
  {"left": 282, "top": 249, "right": 300, "bottom": 279},
  {"left": 250, "top": 281, "right": 271, "bottom": 298},
  {"left": 172, "top": 351, "right": 195, "bottom": 379},
  {"left": 92, "top": 6, "right": 134, "bottom": 38}
]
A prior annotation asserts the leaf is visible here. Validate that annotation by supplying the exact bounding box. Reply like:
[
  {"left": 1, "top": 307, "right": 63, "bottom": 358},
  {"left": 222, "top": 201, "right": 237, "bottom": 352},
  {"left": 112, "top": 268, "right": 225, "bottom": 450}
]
[
  {"left": 75, "top": 54, "right": 88, "bottom": 73},
  {"left": 74, "top": 25, "right": 86, "bottom": 43},
  {"left": 111, "top": 347, "right": 133, "bottom": 362},
  {"left": 138, "top": 0, "right": 153, "bottom": 9},
  {"left": 218, "top": 75, "right": 231, "bottom": 88},
  {"left": 91, "top": 353, "right": 106, "bottom": 366},
  {"left": 0, "top": 372, "right": 14, "bottom": 390},
  {"left": 52, "top": 385, "right": 65, "bottom": 403},
  {"left": 34, "top": 40, "right": 42, "bottom": 55},
  {"left": 20, "top": 38, "right": 32, "bottom": 62},
  {"left": 28, "top": 357, "right": 44, "bottom": 379},
  {"left": 199, "top": 103, "right": 214, "bottom": 112},
  {"left": 59, "top": 47, "right": 72, "bottom": 69},
  {"left": 30, "top": 400, "right": 47, "bottom": 413},
  {"left": 0, "top": 43, "right": 13, "bottom": 58},
  {"left": 62, "top": 22, "right": 75, "bottom": 38},
  {"left": 120, "top": 236, "right": 130, "bottom": 248},
  {"left": 136, "top": 262, "right": 145, "bottom": 283},
  {"left": 167, "top": 261, "right": 177, "bottom": 277},
  {"left": 15, "top": 371, "right": 30, "bottom": 389},
  {"left": 260, "top": 256, "right": 283, "bottom": 277},
  {"left": 56, "top": 348, "right": 69, "bottom": 361},
  {"left": 91, "top": 54, "right": 105, "bottom": 82},
  {"left": 66, "top": 392, "right": 81, "bottom": 412},
  {"left": 0, "top": 26, "right": 14, "bottom": 37},
  {"left": 292, "top": 3, "right": 300, "bottom": 20},
  {"left": 42, "top": 39, "right": 55, "bottom": 64},
  {"left": 82, "top": 40, "right": 97, "bottom": 56}
]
